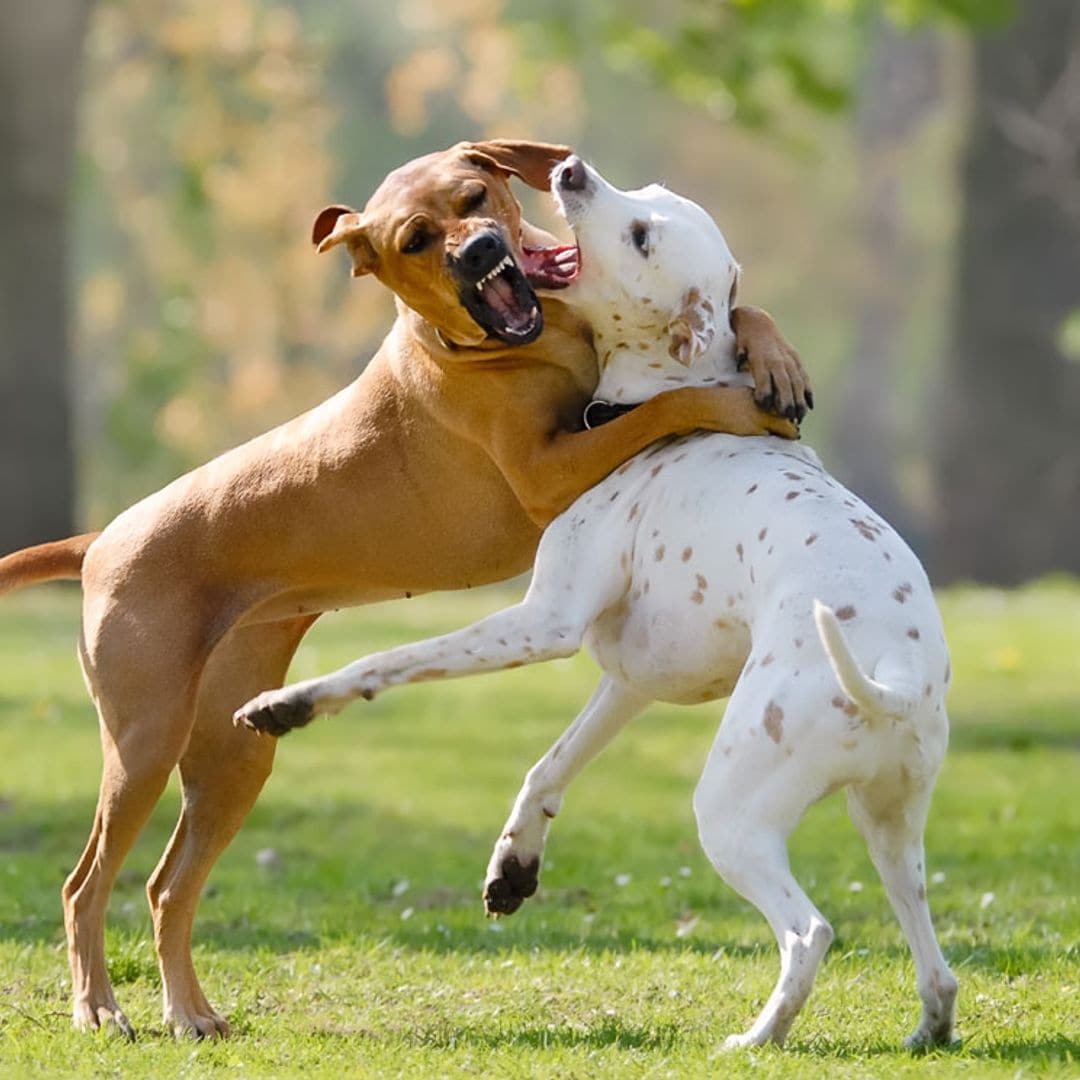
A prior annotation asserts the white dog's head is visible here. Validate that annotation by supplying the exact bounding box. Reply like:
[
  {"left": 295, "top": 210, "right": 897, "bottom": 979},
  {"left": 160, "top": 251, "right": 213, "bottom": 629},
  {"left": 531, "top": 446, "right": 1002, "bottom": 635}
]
[{"left": 548, "top": 156, "right": 744, "bottom": 403}]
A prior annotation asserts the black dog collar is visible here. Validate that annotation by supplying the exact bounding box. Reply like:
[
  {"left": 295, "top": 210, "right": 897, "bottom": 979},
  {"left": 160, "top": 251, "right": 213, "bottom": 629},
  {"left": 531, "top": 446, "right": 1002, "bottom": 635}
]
[{"left": 582, "top": 399, "right": 643, "bottom": 430}]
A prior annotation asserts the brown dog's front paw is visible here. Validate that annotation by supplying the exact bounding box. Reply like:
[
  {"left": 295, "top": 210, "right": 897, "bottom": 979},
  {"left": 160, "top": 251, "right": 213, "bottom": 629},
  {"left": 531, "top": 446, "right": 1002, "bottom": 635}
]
[
  {"left": 483, "top": 854, "right": 540, "bottom": 916},
  {"left": 733, "top": 306, "right": 813, "bottom": 422},
  {"left": 234, "top": 691, "right": 315, "bottom": 737}
]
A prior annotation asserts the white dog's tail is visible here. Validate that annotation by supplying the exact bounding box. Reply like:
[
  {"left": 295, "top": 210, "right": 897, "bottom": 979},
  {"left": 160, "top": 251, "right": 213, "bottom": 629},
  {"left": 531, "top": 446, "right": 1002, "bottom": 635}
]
[{"left": 813, "top": 600, "right": 918, "bottom": 721}]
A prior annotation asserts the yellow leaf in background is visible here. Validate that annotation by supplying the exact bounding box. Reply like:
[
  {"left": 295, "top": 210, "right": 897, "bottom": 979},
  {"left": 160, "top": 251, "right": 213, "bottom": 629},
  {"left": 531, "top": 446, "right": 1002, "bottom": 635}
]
[
  {"left": 157, "top": 394, "right": 206, "bottom": 454},
  {"left": 988, "top": 645, "right": 1023, "bottom": 672},
  {"left": 82, "top": 272, "right": 126, "bottom": 335},
  {"left": 229, "top": 355, "right": 283, "bottom": 416}
]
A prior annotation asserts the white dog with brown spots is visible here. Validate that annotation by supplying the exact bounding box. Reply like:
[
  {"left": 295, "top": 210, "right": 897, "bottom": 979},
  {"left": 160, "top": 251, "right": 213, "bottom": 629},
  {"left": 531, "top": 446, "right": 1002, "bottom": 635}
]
[{"left": 236, "top": 157, "right": 958, "bottom": 1051}]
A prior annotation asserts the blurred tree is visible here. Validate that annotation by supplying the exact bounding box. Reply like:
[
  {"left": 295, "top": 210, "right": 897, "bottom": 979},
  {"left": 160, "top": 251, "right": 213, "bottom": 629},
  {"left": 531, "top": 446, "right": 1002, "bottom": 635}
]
[
  {"left": 832, "top": 19, "right": 941, "bottom": 545},
  {"left": 936, "top": 1, "right": 1080, "bottom": 583},
  {"left": 0, "top": 0, "right": 92, "bottom": 552}
]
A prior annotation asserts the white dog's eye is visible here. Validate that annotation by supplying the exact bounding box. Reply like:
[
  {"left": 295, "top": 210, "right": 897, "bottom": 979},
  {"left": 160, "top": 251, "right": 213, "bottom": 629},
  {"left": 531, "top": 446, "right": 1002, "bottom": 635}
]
[{"left": 631, "top": 222, "right": 650, "bottom": 257}]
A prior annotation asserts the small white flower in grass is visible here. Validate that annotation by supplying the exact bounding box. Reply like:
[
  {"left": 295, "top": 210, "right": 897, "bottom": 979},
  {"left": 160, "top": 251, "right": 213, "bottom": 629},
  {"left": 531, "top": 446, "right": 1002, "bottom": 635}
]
[
  {"left": 255, "top": 847, "right": 281, "bottom": 871},
  {"left": 980, "top": 891, "right": 995, "bottom": 910},
  {"left": 659, "top": 876, "right": 672, "bottom": 888},
  {"left": 675, "top": 913, "right": 699, "bottom": 939},
  {"left": 848, "top": 880, "right": 864, "bottom": 892},
  {"left": 400, "top": 906, "right": 414, "bottom": 921},
  {"left": 614, "top": 873, "right": 632, "bottom": 887},
  {"left": 582, "top": 913, "right": 595, "bottom": 925},
  {"left": 931, "top": 871, "right": 946, "bottom": 885},
  {"left": 678, "top": 866, "right": 692, "bottom": 878},
  {"left": 391, "top": 878, "right": 410, "bottom": 898},
  {"left": 488, "top": 922, "right": 503, "bottom": 933}
]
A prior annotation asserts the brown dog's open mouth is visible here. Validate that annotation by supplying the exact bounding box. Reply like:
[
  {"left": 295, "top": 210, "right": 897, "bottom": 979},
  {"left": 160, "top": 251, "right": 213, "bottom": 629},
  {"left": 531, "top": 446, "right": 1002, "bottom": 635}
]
[
  {"left": 458, "top": 245, "right": 580, "bottom": 345},
  {"left": 460, "top": 257, "right": 541, "bottom": 344}
]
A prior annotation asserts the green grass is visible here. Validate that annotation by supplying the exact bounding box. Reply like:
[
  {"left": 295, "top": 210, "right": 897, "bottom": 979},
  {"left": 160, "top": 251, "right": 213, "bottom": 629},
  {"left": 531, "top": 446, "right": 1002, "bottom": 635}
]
[{"left": 1, "top": 580, "right": 1078, "bottom": 1077}]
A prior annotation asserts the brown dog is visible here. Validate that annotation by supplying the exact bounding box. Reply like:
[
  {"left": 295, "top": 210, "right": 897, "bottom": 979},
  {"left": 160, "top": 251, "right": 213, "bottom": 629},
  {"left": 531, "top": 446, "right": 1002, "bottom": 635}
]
[{"left": 0, "top": 140, "right": 808, "bottom": 1039}]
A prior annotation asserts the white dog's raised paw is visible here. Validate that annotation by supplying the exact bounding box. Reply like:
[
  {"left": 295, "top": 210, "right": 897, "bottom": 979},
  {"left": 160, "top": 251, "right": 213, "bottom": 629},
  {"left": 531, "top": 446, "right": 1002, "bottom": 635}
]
[
  {"left": 233, "top": 690, "right": 316, "bottom": 737},
  {"left": 482, "top": 853, "right": 540, "bottom": 916}
]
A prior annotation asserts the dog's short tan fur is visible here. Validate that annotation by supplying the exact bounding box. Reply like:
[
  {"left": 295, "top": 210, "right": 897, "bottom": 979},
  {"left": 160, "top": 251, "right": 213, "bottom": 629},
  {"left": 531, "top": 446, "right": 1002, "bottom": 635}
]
[{"left": 0, "top": 140, "right": 807, "bottom": 1038}]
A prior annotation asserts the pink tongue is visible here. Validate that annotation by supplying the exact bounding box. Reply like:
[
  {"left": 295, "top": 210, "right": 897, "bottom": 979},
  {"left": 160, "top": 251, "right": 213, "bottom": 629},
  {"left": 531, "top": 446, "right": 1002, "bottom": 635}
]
[{"left": 481, "top": 274, "right": 531, "bottom": 330}]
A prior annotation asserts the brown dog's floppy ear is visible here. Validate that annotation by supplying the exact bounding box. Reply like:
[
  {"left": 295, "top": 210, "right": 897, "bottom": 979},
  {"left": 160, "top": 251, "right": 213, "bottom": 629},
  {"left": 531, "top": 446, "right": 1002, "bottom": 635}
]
[
  {"left": 312, "top": 205, "right": 377, "bottom": 277},
  {"left": 667, "top": 287, "right": 716, "bottom": 366},
  {"left": 462, "top": 139, "right": 572, "bottom": 192}
]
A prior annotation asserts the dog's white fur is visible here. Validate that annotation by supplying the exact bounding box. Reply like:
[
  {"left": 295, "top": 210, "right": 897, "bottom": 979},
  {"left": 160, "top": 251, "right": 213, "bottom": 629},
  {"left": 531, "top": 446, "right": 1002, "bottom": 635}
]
[{"left": 237, "top": 161, "right": 957, "bottom": 1050}]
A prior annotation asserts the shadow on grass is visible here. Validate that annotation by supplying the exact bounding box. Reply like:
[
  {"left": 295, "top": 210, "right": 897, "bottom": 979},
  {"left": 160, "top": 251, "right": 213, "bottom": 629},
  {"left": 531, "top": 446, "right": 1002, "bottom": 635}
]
[{"left": 286, "top": 1021, "right": 1078, "bottom": 1066}]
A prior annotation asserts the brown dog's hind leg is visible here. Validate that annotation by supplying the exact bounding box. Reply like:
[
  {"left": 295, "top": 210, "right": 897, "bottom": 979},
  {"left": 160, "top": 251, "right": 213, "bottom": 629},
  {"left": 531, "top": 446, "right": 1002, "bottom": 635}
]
[
  {"left": 64, "top": 626, "right": 207, "bottom": 1040},
  {"left": 147, "top": 616, "right": 316, "bottom": 1038}
]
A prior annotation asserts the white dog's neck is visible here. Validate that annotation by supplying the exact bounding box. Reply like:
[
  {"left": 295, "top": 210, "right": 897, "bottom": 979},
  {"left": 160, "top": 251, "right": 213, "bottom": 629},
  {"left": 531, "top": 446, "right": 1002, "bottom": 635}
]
[{"left": 592, "top": 325, "right": 748, "bottom": 405}]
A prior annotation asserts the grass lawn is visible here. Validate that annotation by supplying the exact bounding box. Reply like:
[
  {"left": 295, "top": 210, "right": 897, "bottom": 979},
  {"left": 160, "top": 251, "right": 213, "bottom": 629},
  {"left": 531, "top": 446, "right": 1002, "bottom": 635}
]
[{"left": 1, "top": 580, "right": 1077, "bottom": 1077}]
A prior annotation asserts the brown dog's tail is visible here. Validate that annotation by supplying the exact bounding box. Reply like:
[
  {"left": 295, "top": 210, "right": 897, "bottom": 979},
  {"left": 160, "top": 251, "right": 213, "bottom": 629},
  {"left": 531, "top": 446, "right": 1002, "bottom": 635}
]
[{"left": 0, "top": 533, "right": 99, "bottom": 597}]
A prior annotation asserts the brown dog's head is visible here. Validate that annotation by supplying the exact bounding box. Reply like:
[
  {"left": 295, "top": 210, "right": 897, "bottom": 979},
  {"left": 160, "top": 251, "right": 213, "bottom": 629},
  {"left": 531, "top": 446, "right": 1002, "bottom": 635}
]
[{"left": 313, "top": 140, "right": 581, "bottom": 348}]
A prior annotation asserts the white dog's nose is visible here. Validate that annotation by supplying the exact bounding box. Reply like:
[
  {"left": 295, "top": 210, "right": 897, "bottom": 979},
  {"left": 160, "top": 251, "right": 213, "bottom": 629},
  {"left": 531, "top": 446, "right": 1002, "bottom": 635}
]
[{"left": 558, "top": 156, "right": 588, "bottom": 192}]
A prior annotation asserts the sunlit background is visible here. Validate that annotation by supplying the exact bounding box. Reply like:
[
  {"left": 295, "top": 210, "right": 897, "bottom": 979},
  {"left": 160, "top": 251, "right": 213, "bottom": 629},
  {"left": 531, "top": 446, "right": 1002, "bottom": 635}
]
[{"left": 2, "top": 0, "right": 1078, "bottom": 583}]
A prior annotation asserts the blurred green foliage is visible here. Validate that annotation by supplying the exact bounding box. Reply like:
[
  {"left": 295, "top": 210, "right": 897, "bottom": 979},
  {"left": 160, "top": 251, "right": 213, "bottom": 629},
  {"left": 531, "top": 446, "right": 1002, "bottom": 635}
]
[{"left": 513, "top": 0, "right": 1015, "bottom": 131}]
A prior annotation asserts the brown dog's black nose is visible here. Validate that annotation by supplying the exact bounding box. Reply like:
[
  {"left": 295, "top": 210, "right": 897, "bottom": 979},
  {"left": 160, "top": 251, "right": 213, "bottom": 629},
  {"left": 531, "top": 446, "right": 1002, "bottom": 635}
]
[
  {"left": 457, "top": 229, "right": 509, "bottom": 283},
  {"left": 558, "top": 156, "right": 587, "bottom": 192}
]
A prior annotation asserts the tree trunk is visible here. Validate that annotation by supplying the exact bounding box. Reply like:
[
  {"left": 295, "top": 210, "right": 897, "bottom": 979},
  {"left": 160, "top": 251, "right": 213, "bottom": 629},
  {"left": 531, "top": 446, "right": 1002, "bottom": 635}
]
[
  {"left": 0, "top": 0, "right": 90, "bottom": 553},
  {"left": 833, "top": 21, "right": 940, "bottom": 545},
  {"left": 935, "top": 2, "right": 1080, "bottom": 583}
]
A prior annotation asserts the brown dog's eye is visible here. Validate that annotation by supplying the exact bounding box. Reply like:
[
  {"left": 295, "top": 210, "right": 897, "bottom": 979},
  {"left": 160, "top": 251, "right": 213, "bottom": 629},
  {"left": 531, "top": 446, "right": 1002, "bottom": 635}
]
[
  {"left": 402, "top": 229, "right": 431, "bottom": 255},
  {"left": 462, "top": 186, "right": 487, "bottom": 214}
]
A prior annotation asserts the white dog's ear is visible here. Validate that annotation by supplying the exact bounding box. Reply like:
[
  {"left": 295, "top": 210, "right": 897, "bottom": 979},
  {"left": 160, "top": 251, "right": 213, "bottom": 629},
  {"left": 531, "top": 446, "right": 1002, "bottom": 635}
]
[{"left": 667, "top": 287, "right": 716, "bottom": 366}]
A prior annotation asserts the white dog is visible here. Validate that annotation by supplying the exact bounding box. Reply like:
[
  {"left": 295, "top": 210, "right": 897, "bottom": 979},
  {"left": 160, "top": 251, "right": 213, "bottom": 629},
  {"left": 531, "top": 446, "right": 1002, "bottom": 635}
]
[{"left": 236, "top": 158, "right": 957, "bottom": 1050}]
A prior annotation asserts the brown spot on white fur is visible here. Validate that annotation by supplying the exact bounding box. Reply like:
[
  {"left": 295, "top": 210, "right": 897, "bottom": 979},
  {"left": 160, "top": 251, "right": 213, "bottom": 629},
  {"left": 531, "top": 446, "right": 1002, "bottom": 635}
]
[
  {"left": 691, "top": 590, "right": 705, "bottom": 604},
  {"left": 907, "top": 627, "right": 920, "bottom": 640},
  {"left": 758, "top": 527, "right": 768, "bottom": 542},
  {"left": 746, "top": 483, "right": 758, "bottom": 494},
  {"left": 696, "top": 573, "right": 708, "bottom": 590},
  {"left": 893, "top": 583, "right": 913, "bottom": 603},
  {"left": 805, "top": 533, "right": 818, "bottom": 546},
  {"left": 835, "top": 605, "right": 857, "bottom": 621},
  {"left": 786, "top": 491, "right": 800, "bottom": 501},
  {"left": 763, "top": 701, "right": 784, "bottom": 744},
  {"left": 831, "top": 695, "right": 858, "bottom": 718},
  {"left": 654, "top": 545, "right": 665, "bottom": 562},
  {"left": 681, "top": 547, "right": 693, "bottom": 562}
]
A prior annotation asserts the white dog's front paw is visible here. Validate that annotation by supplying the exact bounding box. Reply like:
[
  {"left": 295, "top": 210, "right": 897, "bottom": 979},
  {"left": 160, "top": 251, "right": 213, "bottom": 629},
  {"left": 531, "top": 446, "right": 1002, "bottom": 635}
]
[
  {"left": 233, "top": 688, "right": 319, "bottom": 737},
  {"left": 482, "top": 847, "right": 541, "bottom": 916}
]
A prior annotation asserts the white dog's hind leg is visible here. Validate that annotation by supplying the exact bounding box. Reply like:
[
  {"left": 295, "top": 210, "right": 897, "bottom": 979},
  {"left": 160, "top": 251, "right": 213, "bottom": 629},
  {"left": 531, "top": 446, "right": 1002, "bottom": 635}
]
[
  {"left": 693, "top": 701, "right": 836, "bottom": 1049},
  {"left": 483, "top": 676, "right": 650, "bottom": 915},
  {"left": 846, "top": 780, "right": 957, "bottom": 1048}
]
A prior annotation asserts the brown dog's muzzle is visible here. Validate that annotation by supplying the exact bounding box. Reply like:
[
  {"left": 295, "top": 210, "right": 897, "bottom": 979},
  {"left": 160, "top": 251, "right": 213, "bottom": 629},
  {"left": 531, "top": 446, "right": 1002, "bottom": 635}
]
[{"left": 449, "top": 227, "right": 545, "bottom": 345}]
